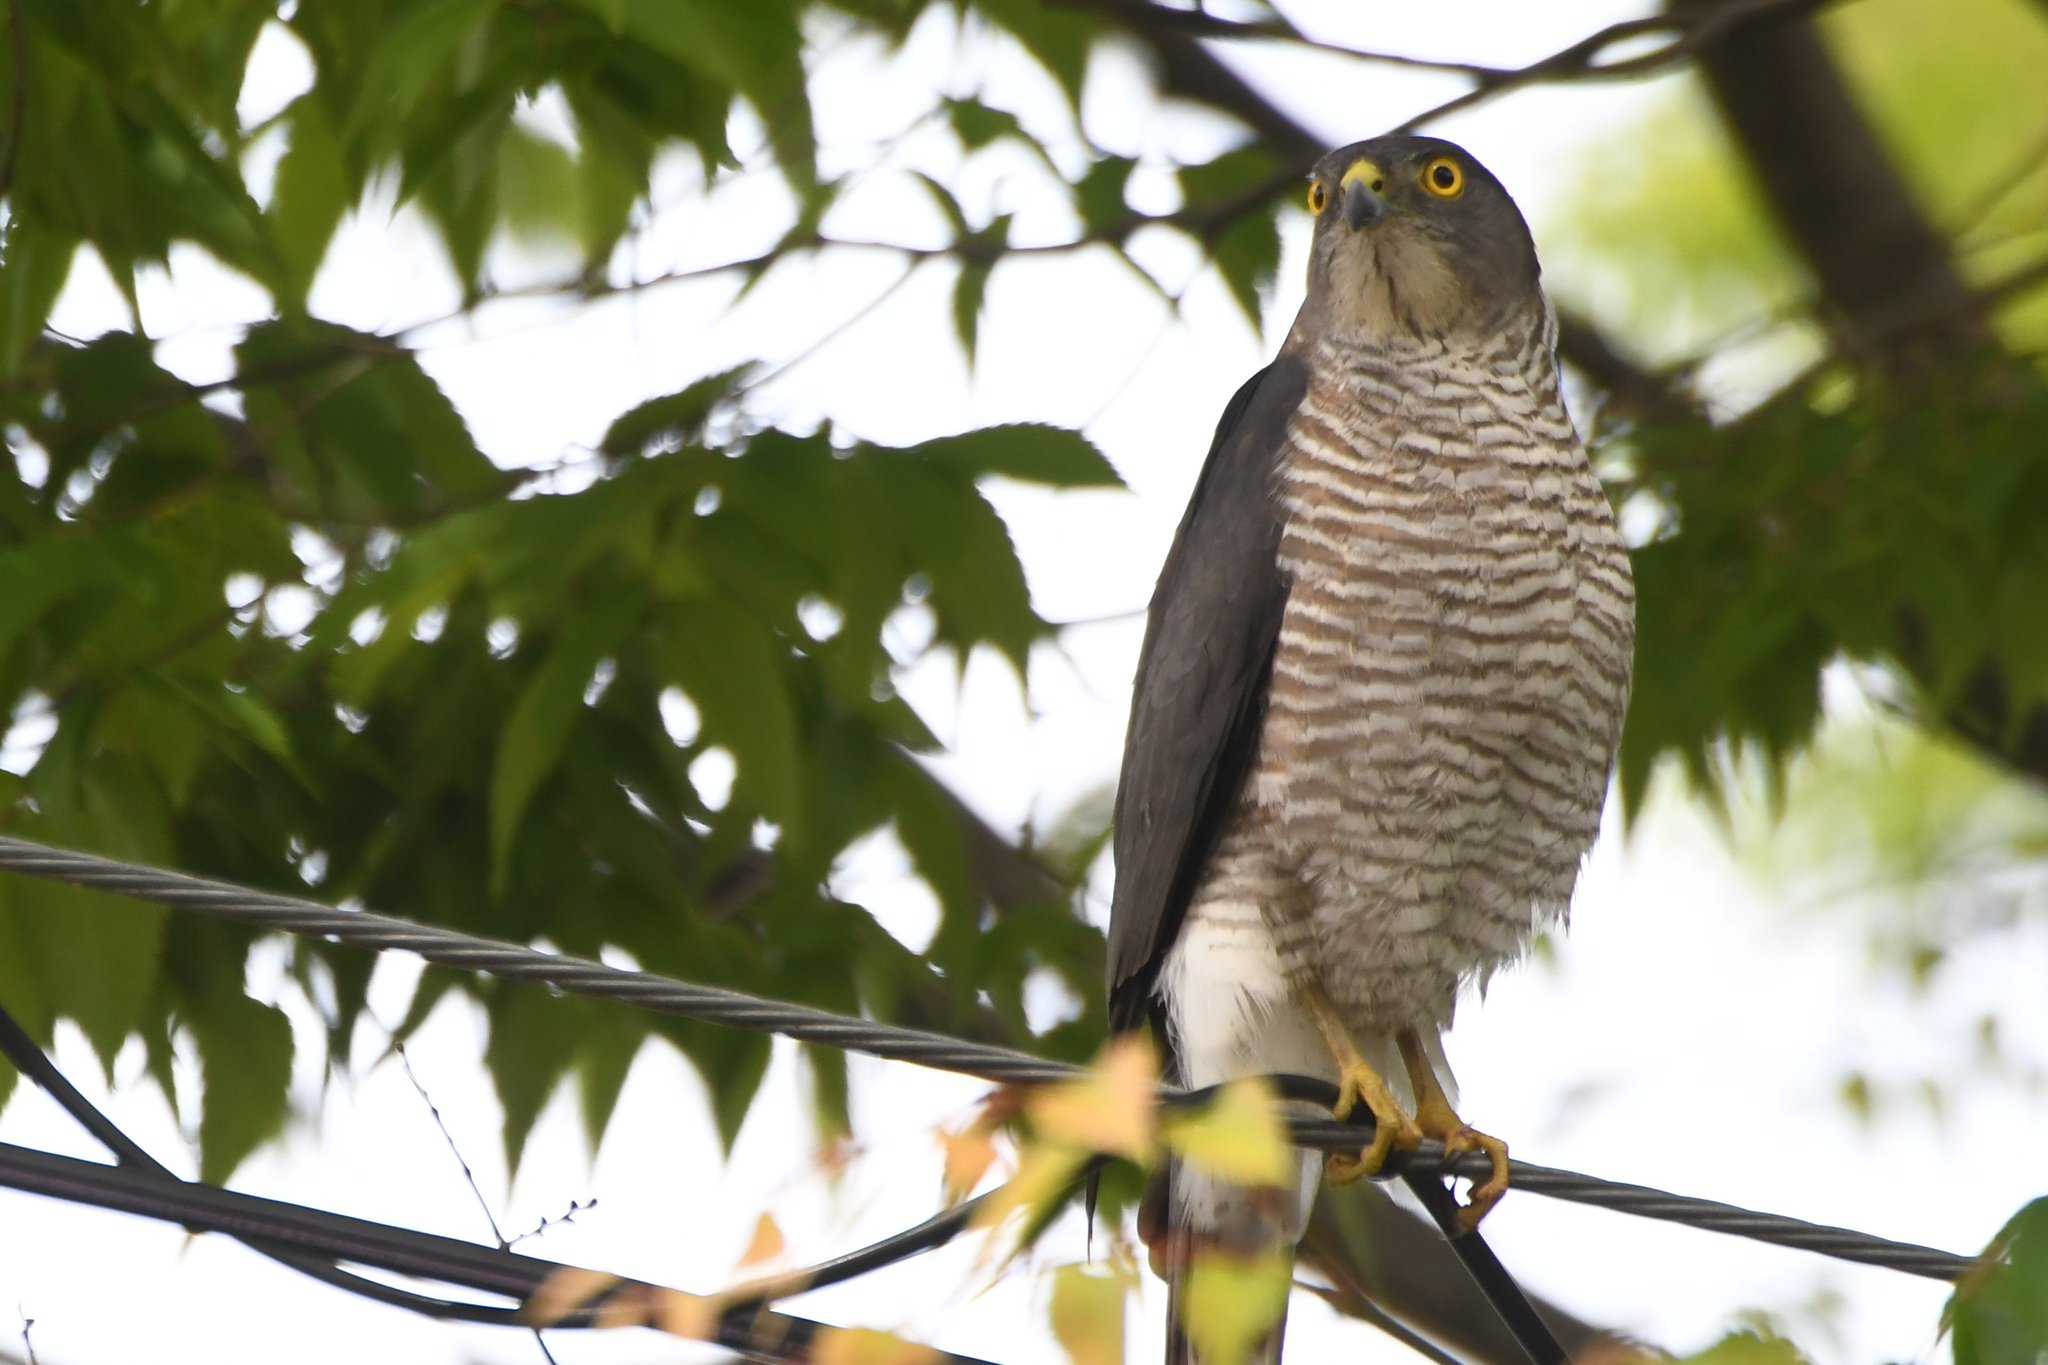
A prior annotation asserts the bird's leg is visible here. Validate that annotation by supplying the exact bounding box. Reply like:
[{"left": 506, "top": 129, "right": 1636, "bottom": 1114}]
[
  {"left": 1395, "top": 1028, "right": 1509, "bottom": 1234},
  {"left": 1299, "top": 983, "right": 1421, "bottom": 1184}
]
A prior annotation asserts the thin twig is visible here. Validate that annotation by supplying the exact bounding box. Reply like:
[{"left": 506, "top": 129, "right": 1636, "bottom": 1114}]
[
  {"left": 393, "top": 1043, "right": 561, "bottom": 1365},
  {"left": 1394, "top": 0, "right": 1846, "bottom": 132},
  {"left": 507, "top": 1198, "right": 596, "bottom": 1250}
]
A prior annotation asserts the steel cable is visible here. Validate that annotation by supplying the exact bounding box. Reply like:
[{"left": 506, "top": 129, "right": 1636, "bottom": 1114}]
[{"left": 0, "top": 834, "right": 1975, "bottom": 1285}]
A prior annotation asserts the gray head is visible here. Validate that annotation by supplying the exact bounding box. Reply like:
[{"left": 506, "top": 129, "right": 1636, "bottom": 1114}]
[{"left": 1297, "top": 134, "right": 1542, "bottom": 343}]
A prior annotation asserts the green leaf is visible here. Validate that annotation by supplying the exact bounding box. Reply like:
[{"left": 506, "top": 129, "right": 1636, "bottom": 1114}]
[
  {"left": 953, "top": 261, "right": 992, "bottom": 369},
  {"left": 600, "top": 365, "right": 757, "bottom": 455},
  {"left": 906, "top": 424, "right": 1121, "bottom": 489},
  {"left": 914, "top": 171, "right": 970, "bottom": 239},
  {"left": 1949, "top": 1196, "right": 2048, "bottom": 1365},
  {"left": 1075, "top": 156, "right": 1136, "bottom": 238},
  {"left": 665, "top": 597, "right": 803, "bottom": 840},
  {"left": 346, "top": 0, "right": 502, "bottom": 136},
  {"left": 1179, "top": 147, "right": 1286, "bottom": 331},
  {"left": 0, "top": 219, "right": 78, "bottom": 377},
  {"left": 490, "top": 588, "right": 644, "bottom": 892},
  {"left": 600, "top": 0, "right": 815, "bottom": 187},
  {"left": 968, "top": 0, "right": 1096, "bottom": 109},
  {"left": 268, "top": 93, "right": 351, "bottom": 310},
  {"left": 486, "top": 985, "right": 581, "bottom": 1180},
  {"left": 189, "top": 990, "right": 295, "bottom": 1186},
  {"left": 944, "top": 96, "right": 1025, "bottom": 153},
  {"left": 576, "top": 1011, "right": 646, "bottom": 1156}
]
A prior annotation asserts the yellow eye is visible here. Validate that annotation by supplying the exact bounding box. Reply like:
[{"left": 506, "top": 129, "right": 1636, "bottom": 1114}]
[
  {"left": 1307, "top": 181, "right": 1329, "bottom": 215},
  {"left": 1421, "top": 156, "right": 1464, "bottom": 199}
]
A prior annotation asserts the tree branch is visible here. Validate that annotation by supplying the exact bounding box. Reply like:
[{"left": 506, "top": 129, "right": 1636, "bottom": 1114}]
[{"left": 1674, "top": 0, "right": 1993, "bottom": 373}]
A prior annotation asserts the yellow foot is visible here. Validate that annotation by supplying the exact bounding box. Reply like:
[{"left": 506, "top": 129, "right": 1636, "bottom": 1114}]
[
  {"left": 1323, "top": 1061, "right": 1423, "bottom": 1184},
  {"left": 1414, "top": 1093, "right": 1509, "bottom": 1234}
]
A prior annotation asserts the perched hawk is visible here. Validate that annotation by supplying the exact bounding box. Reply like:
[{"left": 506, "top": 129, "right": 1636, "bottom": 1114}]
[{"left": 1108, "top": 134, "right": 1635, "bottom": 1360}]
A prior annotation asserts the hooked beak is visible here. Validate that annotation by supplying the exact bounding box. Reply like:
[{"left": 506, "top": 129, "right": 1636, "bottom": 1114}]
[{"left": 1340, "top": 160, "right": 1386, "bottom": 231}]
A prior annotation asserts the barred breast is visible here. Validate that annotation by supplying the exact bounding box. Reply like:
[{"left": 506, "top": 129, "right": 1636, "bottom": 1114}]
[{"left": 1246, "top": 312, "right": 1635, "bottom": 1032}]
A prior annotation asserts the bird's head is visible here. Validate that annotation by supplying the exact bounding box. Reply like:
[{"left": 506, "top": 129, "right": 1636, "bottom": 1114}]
[{"left": 1300, "top": 134, "right": 1541, "bottom": 343}]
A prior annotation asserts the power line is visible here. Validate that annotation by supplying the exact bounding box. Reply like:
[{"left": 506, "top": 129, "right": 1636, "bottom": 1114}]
[
  {"left": 0, "top": 999, "right": 1000, "bottom": 1363},
  {"left": 0, "top": 1139, "right": 997, "bottom": 1365},
  {"left": 0, "top": 835, "right": 1976, "bottom": 1289}
]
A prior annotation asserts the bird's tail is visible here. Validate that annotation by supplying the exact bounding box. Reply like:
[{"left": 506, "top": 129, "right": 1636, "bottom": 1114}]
[{"left": 1151, "top": 1142, "right": 1319, "bottom": 1365}]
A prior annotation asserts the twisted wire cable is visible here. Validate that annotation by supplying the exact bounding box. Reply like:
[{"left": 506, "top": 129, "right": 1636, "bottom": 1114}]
[{"left": 0, "top": 835, "right": 1975, "bottom": 1284}]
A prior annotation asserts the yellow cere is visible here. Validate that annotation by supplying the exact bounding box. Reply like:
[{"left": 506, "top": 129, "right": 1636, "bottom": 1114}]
[
  {"left": 1421, "top": 156, "right": 1465, "bottom": 199},
  {"left": 1339, "top": 159, "right": 1385, "bottom": 196}
]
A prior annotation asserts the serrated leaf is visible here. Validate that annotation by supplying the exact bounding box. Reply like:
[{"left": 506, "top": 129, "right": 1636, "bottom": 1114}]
[
  {"left": 906, "top": 424, "right": 1121, "bottom": 489},
  {"left": 1181, "top": 1250, "right": 1291, "bottom": 1365},
  {"left": 486, "top": 986, "right": 581, "bottom": 1179},
  {"left": 953, "top": 260, "right": 992, "bottom": 369},
  {"left": 1178, "top": 148, "right": 1286, "bottom": 332},
  {"left": 665, "top": 598, "right": 802, "bottom": 838},
  {"left": 1161, "top": 1077, "right": 1292, "bottom": 1187},
  {"left": 269, "top": 94, "right": 349, "bottom": 310},
  {"left": 1050, "top": 1263, "right": 1131, "bottom": 1365},
  {"left": 576, "top": 1011, "right": 644, "bottom": 1156},
  {"left": 914, "top": 171, "right": 970, "bottom": 239},
  {"left": 1026, "top": 1034, "right": 1157, "bottom": 1162},
  {"left": 490, "top": 589, "right": 643, "bottom": 892},
  {"left": 189, "top": 990, "right": 294, "bottom": 1186},
  {"left": 601, "top": 365, "right": 756, "bottom": 455},
  {"left": 1948, "top": 1196, "right": 2048, "bottom": 1365},
  {"left": 1075, "top": 157, "right": 1136, "bottom": 238},
  {"left": 0, "top": 220, "right": 78, "bottom": 376}
]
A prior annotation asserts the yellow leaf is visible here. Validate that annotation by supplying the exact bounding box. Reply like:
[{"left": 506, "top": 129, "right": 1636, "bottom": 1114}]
[
  {"left": 738, "top": 1212, "right": 786, "bottom": 1268},
  {"left": 523, "top": 1268, "right": 620, "bottom": 1326},
  {"left": 970, "top": 1139, "right": 1089, "bottom": 1236},
  {"left": 812, "top": 1327, "right": 943, "bottom": 1365},
  {"left": 1050, "top": 1263, "right": 1133, "bottom": 1365},
  {"left": 939, "top": 1121, "right": 999, "bottom": 1204},
  {"left": 1026, "top": 1035, "right": 1158, "bottom": 1162},
  {"left": 1161, "top": 1078, "right": 1293, "bottom": 1187},
  {"left": 1180, "top": 1250, "right": 1292, "bottom": 1365}
]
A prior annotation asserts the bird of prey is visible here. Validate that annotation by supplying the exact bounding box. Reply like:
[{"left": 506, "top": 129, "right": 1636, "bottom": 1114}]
[{"left": 1108, "top": 133, "right": 1635, "bottom": 1360}]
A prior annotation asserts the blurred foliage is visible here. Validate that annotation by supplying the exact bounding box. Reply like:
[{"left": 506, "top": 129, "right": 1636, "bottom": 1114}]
[
  {"left": 1947, "top": 1197, "right": 2048, "bottom": 1365},
  {"left": 0, "top": 0, "right": 2045, "bottom": 1361},
  {"left": 1552, "top": 0, "right": 2048, "bottom": 364},
  {"left": 0, "top": 0, "right": 1196, "bottom": 1172}
]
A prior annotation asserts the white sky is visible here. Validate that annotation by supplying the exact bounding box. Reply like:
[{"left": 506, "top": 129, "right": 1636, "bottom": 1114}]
[{"left": 6, "top": 4, "right": 2047, "bottom": 1364}]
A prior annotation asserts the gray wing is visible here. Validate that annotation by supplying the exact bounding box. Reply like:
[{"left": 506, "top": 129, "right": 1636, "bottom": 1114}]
[{"left": 1107, "top": 354, "right": 1307, "bottom": 1037}]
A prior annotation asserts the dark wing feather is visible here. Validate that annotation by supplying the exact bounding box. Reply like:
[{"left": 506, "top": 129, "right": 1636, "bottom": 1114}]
[{"left": 1106, "top": 355, "right": 1306, "bottom": 1037}]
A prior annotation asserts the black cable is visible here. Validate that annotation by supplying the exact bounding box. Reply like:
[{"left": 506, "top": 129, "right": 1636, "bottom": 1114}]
[
  {"left": 0, "top": 1140, "right": 999, "bottom": 1365},
  {"left": 0, "top": 1002, "right": 534, "bottom": 1326}
]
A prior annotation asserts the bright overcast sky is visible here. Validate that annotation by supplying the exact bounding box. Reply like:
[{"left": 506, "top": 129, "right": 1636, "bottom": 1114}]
[{"left": 5, "top": 3, "right": 2046, "bottom": 1363}]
